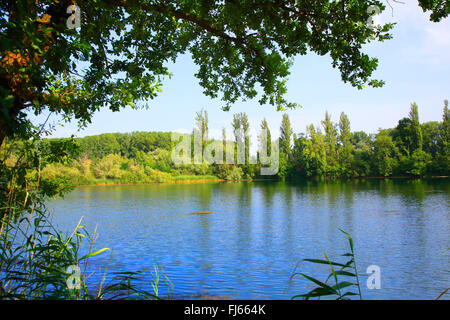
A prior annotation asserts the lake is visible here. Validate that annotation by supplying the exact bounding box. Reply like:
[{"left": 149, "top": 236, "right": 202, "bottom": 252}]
[{"left": 48, "top": 179, "right": 450, "bottom": 300}]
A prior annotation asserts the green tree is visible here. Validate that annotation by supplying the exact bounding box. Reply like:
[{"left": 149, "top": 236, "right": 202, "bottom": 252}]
[
  {"left": 94, "top": 154, "right": 123, "bottom": 179},
  {"left": 258, "top": 118, "right": 272, "bottom": 158},
  {"left": 222, "top": 127, "right": 227, "bottom": 164},
  {"left": 392, "top": 117, "right": 414, "bottom": 156},
  {"left": 338, "top": 112, "right": 354, "bottom": 176},
  {"left": 422, "top": 121, "right": 441, "bottom": 157},
  {"left": 436, "top": 100, "right": 450, "bottom": 175},
  {"left": 257, "top": 118, "right": 272, "bottom": 177},
  {"left": 322, "top": 111, "right": 338, "bottom": 177},
  {"left": 408, "top": 103, "right": 423, "bottom": 152},
  {"left": 393, "top": 103, "right": 423, "bottom": 156},
  {"left": 232, "top": 113, "right": 242, "bottom": 165},
  {"left": 291, "top": 133, "right": 305, "bottom": 178},
  {"left": 299, "top": 125, "right": 327, "bottom": 177},
  {"left": 350, "top": 130, "right": 374, "bottom": 176},
  {"left": 442, "top": 100, "right": 450, "bottom": 148},
  {"left": 400, "top": 149, "right": 432, "bottom": 177},
  {"left": 372, "top": 131, "right": 398, "bottom": 177},
  {"left": 231, "top": 112, "right": 250, "bottom": 167},
  {"left": 353, "top": 139, "right": 373, "bottom": 177},
  {"left": 280, "top": 114, "right": 293, "bottom": 155},
  {"left": 194, "top": 108, "right": 209, "bottom": 162},
  {"left": 241, "top": 113, "right": 250, "bottom": 167},
  {"left": 4, "top": 0, "right": 446, "bottom": 146},
  {"left": 278, "top": 114, "right": 293, "bottom": 179}
]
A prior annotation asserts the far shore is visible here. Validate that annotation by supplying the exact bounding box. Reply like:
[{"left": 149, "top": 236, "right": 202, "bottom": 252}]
[
  {"left": 74, "top": 175, "right": 449, "bottom": 188},
  {"left": 76, "top": 178, "right": 224, "bottom": 187}
]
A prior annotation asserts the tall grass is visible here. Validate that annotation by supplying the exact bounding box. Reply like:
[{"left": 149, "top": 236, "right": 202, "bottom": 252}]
[
  {"left": 290, "top": 229, "right": 362, "bottom": 300},
  {"left": 0, "top": 206, "right": 173, "bottom": 299}
]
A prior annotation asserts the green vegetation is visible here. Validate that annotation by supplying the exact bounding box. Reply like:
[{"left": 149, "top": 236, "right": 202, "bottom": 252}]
[
  {"left": 2, "top": 1, "right": 448, "bottom": 147},
  {"left": 288, "top": 101, "right": 449, "bottom": 179},
  {"left": 12, "top": 100, "right": 447, "bottom": 190},
  {"left": 291, "top": 230, "right": 362, "bottom": 300},
  {"left": 292, "top": 230, "right": 449, "bottom": 300},
  {"left": 0, "top": 213, "right": 173, "bottom": 299}
]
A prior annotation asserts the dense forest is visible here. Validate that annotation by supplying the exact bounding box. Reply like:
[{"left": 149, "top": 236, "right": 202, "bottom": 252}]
[{"left": 5, "top": 100, "right": 447, "bottom": 189}]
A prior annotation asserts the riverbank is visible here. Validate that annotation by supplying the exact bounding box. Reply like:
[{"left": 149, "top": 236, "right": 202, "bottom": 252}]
[
  {"left": 76, "top": 175, "right": 223, "bottom": 187},
  {"left": 74, "top": 175, "right": 449, "bottom": 188},
  {"left": 77, "top": 179, "right": 223, "bottom": 187},
  {"left": 291, "top": 175, "right": 450, "bottom": 182}
]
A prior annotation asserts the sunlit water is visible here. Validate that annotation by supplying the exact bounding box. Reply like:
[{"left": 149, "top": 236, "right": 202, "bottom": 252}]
[{"left": 48, "top": 179, "right": 450, "bottom": 300}]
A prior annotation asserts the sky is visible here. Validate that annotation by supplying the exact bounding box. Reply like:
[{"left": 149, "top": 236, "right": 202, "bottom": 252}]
[{"left": 32, "top": 1, "right": 450, "bottom": 146}]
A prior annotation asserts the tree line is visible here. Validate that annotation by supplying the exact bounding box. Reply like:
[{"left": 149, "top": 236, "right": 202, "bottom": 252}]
[
  {"left": 28, "top": 100, "right": 449, "bottom": 187},
  {"left": 286, "top": 101, "right": 449, "bottom": 179}
]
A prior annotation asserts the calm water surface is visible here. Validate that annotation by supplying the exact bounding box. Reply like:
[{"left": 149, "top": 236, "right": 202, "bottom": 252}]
[{"left": 48, "top": 179, "right": 450, "bottom": 299}]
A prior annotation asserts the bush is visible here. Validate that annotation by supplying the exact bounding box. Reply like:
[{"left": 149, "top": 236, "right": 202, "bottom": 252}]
[
  {"left": 225, "top": 166, "right": 244, "bottom": 180},
  {"left": 94, "top": 154, "right": 123, "bottom": 179}
]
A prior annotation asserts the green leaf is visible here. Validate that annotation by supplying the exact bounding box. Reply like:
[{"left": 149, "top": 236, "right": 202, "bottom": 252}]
[
  {"left": 303, "top": 258, "right": 346, "bottom": 267},
  {"left": 339, "top": 229, "right": 354, "bottom": 252},
  {"left": 341, "top": 253, "right": 354, "bottom": 257},
  {"left": 292, "top": 273, "right": 337, "bottom": 294},
  {"left": 340, "top": 292, "right": 359, "bottom": 299},
  {"left": 292, "top": 287, "right": 337, "bottom": 300},
  {"left": 330, "top": 270, "right": 356, "bottom": 277},
  {"left": 80, "top": 248, "right": 110, "bottom": 260},
  {"left": 332, "top": 281, "right": 355, "bottom": 291}
]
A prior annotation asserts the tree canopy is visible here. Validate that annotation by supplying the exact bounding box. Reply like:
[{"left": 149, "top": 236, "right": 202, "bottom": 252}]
[{"left": 1, "top": 1, "right": 448, "bottom": 145}]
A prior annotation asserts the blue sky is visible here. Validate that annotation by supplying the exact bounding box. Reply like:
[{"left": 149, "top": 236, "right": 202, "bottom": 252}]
[{"left": 35, "top": 2, "right": 450, "bottom": 143}]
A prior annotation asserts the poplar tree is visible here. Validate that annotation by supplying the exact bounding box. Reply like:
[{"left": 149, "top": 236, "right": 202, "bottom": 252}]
[
  {"left": 280, "top": 114, "right": 293, "bottom": 156},
  {"left": 437, "top": 100, "right": 450, "bottom": 174},
  {"left": 259, "top": 118, "right": 271, "bottom": 159},
  {"left": 321, "top": 111, "right": 338, "bottom": 175},
  {"left": 338, "top": 112, "right": 353, "bottom": 174},
  {"left": 408, "top": 103, "right": 423, "bottom": 153}
]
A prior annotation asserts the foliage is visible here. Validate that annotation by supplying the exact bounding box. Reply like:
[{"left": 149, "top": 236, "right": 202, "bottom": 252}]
[
  {"left": 0, "top": 211, "right": 173, "bottom": 300},
  {"left": 12, "top": 0, "right": 448, "bottom": 148},
  {"left": 338, "top": 112, "right": 354, "bottom": 177},
  {"left": 280, "top": 114, "right": 292, "bottom": 155},
  {"left": 290, "top": 101, "right": 449, "bottom": 179},
  {"left": 194, "top": 109, "right": 209, "bottom": 161},
  {"left": 291, "top": 230, "right": 362, "bottom": 300},
  {"left": 295, "top": 124, "right": 327, "bottom": 178},
  {"left": 397, "top": 149, "right": 432, "bottom": 177},
  {"left": 75, "top": 132, "right": 173, "bottom": 159},
  {"left": 216, "top": 165, "right": 244, "bottom": 181},
  {"left": 7, "top": 101, "right": 448, "bottom": 187},
  {"left": 372, "top": 132, "right": 398, "bottom": 177}
]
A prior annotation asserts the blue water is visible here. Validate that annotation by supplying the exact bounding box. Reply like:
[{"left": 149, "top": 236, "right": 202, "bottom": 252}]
[{"left": 48, "top": 179, "right": 450, "bottom": 299}]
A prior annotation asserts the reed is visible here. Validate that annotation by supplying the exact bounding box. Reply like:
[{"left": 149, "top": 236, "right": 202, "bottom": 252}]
[
  {"left": 0, "top": 207, "right": 173, "bottom": 299},
  {"left": 290, "top": 229, "right": 362, "bottom": 300}
]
